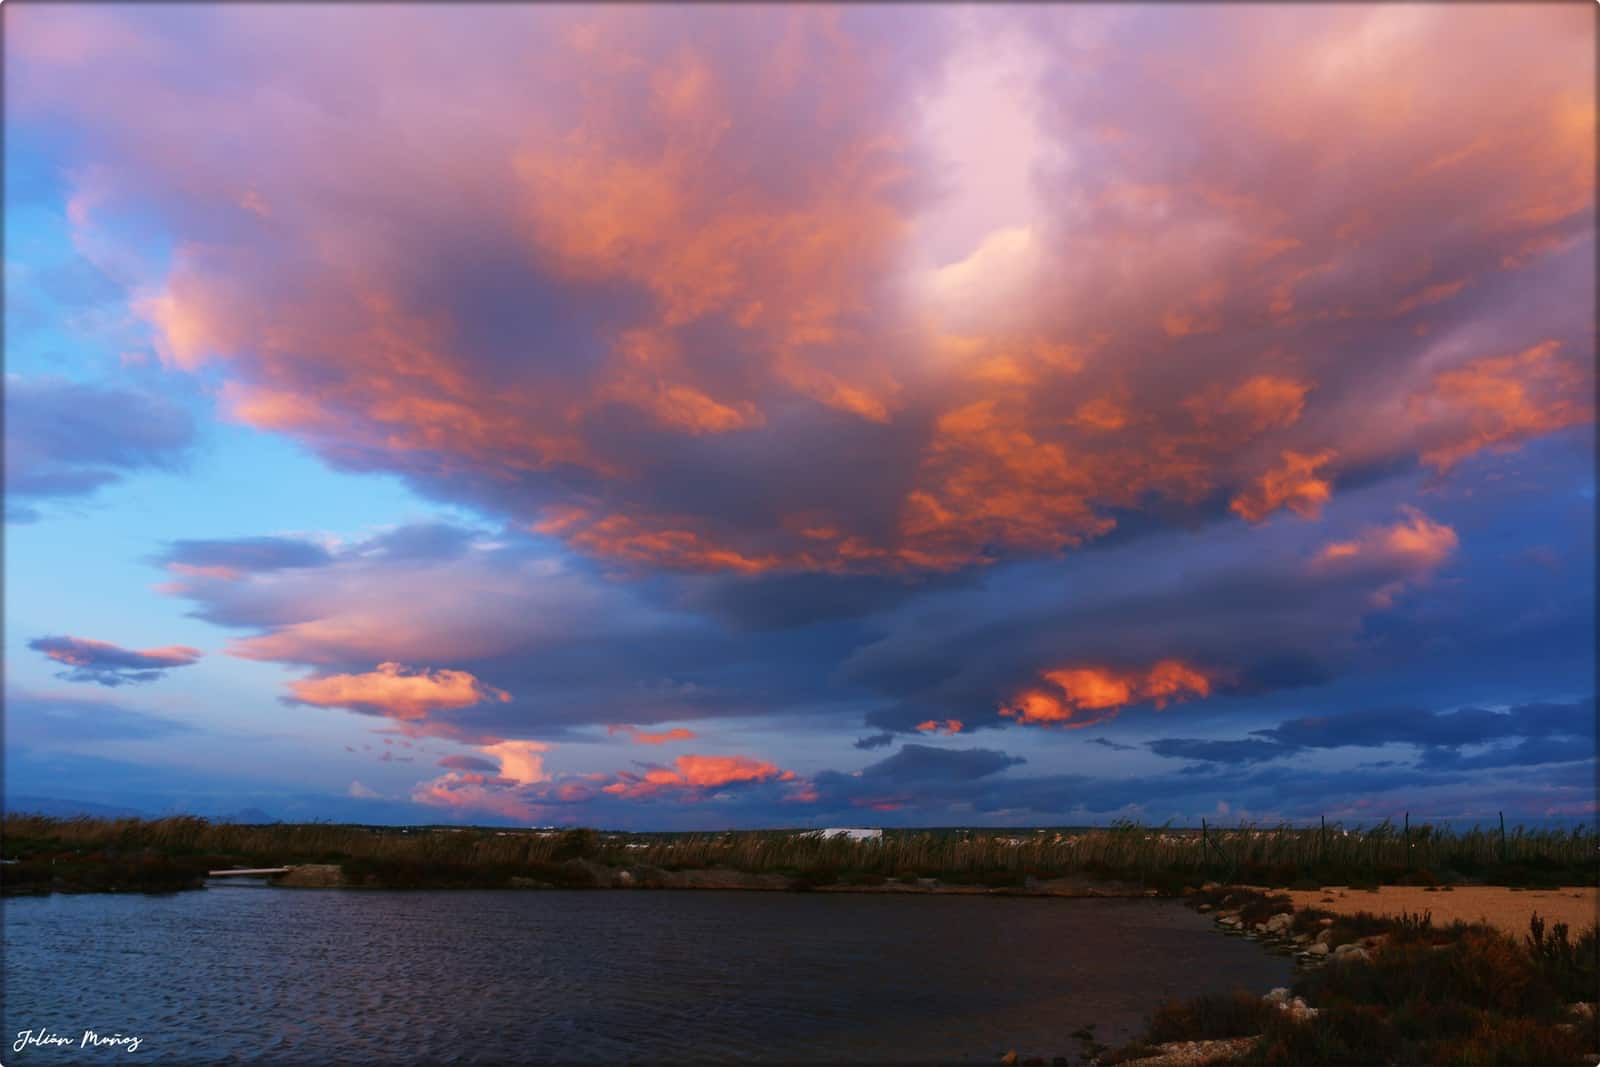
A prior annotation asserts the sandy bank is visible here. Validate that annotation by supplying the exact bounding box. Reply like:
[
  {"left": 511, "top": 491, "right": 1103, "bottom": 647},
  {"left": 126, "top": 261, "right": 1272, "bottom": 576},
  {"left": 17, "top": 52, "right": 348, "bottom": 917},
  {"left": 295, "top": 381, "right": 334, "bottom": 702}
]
[{"left": 1266, "top": 884, "right": 1597, "bottom": 937}]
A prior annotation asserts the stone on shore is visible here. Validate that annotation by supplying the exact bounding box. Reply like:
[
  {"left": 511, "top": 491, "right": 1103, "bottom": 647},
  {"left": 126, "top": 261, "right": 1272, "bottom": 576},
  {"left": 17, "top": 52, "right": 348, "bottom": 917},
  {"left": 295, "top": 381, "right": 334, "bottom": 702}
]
[
  {"left": 1332, "top": 943, "right": 1371, "bottom": 963},
  {"left": 1118, "top": 1037, "right": 1258, "bottom": 1067}
]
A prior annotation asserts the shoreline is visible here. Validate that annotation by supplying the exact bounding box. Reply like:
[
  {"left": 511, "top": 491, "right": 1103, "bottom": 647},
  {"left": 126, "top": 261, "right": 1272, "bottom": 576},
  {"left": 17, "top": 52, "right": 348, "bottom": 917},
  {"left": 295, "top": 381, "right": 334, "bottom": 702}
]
[{"left": 1089, "top": 884, "right": 1600, "bottom": 1067}]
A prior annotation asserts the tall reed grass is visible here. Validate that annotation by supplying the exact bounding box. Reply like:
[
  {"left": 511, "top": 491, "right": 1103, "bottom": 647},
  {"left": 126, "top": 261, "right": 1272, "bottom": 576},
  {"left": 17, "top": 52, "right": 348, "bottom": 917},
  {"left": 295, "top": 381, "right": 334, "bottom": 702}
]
[{"left": 4, "top": 815, "right": 1594, "bottom": 888}]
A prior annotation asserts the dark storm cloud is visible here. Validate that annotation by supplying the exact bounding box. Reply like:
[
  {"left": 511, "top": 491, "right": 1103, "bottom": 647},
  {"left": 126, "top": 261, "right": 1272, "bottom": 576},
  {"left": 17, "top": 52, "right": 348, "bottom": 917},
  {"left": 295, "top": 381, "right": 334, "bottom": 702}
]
[{"left": 853, "top": 733, "right": 895, "bottom": 751}]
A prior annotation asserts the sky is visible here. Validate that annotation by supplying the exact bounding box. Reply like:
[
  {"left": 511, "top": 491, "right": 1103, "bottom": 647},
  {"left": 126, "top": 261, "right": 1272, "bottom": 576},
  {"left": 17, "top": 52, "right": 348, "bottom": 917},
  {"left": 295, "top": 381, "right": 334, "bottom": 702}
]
[{"left": 2, "top": 3, "right": 1595, "bottom": 830}]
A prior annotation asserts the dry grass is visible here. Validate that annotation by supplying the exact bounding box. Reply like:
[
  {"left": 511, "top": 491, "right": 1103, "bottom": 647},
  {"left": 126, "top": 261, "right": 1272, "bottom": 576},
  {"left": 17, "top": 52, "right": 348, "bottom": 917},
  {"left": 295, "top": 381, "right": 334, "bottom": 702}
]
[
  {"left": 1271, "top": 885, "right": 1599, "bottom": 937},
  {"left": 2, "top": 815, "right": 1594, "bottom": 892}
]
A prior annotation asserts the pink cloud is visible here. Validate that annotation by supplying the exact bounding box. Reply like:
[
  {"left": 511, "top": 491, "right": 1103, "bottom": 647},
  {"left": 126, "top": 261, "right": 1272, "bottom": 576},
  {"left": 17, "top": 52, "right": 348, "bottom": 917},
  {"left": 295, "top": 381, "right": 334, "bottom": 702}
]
[
  {"left": 1311, "top": 506, "right": 1459, "bottom": 607},
  {"left": 6, "top": 4, "right": 1590, "bottom": 579},
  {"left": 606, "top": 724, "right": 698, "bottom": 745},
  {"left": 287, "top": 661, "right": 509, "bottom": 720}
]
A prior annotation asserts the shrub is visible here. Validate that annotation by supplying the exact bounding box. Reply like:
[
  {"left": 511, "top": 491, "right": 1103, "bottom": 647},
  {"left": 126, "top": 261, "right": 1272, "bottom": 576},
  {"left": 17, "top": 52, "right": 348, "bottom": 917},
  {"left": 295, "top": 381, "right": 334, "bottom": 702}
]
[
  {"left": 1147, "top": 991, "right": 1277, "bottom": 1042},
  {"left": 550, "top": 828, "right": 600, "bottom": 862}
]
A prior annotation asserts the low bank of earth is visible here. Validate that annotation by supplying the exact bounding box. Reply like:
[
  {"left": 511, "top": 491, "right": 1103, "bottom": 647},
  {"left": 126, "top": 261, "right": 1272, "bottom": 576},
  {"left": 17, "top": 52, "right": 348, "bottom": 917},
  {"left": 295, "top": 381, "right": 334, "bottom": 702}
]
[{"left": 1064, "top": 883, "right": 1600, "bottom": 1067}]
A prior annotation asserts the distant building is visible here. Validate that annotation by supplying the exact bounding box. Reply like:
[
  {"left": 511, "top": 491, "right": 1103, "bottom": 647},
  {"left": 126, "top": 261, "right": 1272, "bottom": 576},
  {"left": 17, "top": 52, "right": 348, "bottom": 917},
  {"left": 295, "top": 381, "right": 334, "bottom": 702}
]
[{"left": 806, "top": 827, "right": 883, "bottom": 842}]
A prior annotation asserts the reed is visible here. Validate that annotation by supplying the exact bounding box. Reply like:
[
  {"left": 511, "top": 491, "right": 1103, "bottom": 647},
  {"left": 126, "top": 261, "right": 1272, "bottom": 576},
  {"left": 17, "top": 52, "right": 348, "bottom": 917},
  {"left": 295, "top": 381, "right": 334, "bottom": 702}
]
[{"left": 3, "top": 814, "right": 1594, "bottom": 890}]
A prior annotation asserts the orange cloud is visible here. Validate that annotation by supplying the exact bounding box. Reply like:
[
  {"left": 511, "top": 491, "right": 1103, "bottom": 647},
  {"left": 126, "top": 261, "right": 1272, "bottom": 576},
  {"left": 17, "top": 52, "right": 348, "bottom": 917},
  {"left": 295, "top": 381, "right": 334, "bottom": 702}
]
[
  {"left": 598, "top": 753, "right": 796, "bottom": 799},
  {"left": 11, "top": 4, "right": 1590, "bottom": 581},
  {"left": 288, "top": 662, "right": 510, "bottom": 720},
  {"left": 1001, "top": 660, "right": 1214, "bottom": 728},
  {"left": 914, "top": 719, "right": 963, "bottom": 735},
  {"left": 1230, "top": 449, "right": 1337, "bottom": 523},
  {"left": 607, "top": 724, "right": 698, "bottom": 744},
  {"left": 1312, "top": 506, "right": 1458, "bottom": 607},
  {"left": 1411, "top": 341, "right": 1592, "bottom": 471}
]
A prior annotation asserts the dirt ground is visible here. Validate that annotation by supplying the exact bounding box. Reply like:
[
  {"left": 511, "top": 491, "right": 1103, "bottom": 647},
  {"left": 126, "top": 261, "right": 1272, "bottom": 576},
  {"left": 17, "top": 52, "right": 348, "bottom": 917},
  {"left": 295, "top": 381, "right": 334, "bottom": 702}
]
[{"left": 1274, "top": 885, "right": 1598, "bottom": 936}]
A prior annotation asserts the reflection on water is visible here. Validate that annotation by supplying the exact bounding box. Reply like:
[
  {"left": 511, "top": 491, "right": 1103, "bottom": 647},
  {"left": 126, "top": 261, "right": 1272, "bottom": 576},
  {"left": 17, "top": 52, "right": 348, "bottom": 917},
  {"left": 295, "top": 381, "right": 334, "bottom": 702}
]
[{"left": 3, "top": 890, "right": 1291, "bottom": 1064}]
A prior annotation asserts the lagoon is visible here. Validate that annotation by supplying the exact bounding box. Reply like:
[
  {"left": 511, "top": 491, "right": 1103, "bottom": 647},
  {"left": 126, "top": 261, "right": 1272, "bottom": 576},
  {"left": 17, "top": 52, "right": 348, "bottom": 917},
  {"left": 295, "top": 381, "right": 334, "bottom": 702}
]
[{"left": 3, "top": 889, "right": 1291, "bottom": 1064}]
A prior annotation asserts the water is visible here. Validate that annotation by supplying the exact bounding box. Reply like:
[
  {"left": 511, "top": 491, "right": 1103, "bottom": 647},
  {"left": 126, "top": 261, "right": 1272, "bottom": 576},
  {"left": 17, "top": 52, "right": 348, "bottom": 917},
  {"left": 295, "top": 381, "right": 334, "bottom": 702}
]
[{"left": 3, "top": 889, "right": 1291, "bottom": 1064}]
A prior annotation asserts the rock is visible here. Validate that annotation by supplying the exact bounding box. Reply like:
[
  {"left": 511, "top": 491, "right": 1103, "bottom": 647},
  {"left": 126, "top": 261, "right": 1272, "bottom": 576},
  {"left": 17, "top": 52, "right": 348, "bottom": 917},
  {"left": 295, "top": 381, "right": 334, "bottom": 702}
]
[
  {"left": 1286, "top": 997, "right": 1319, "bottom": 1022},
  {"left": 1201, "top": 882, "right": 1221, "bottom": 891},
  {"left": 1314, "top": 929, "right": 1334, "bottom": 945},
  {"left": 1293, "top": 933, "right": 1311, "bottom": 944},
  {"left": 1265, "top": 913, "right": 1294, "bottom": 935},
  {"left": 1333, "top": 944, "right": 1371, "bottom": 963},
  {"left": 1306, "top": 941, "right": 1330, "bottom": 957},
  {"left": 1196, "top": 903, "right": 1214, "bottom": 913},
  {"left": 1000, "top": 1052, "right": 1018, "bottom": 1066},
  {"left": 1316, "top": 917, "right": 1335, "bottom": 927},
  {"left": 1264, "top": 987, "right": 1291, "bottom": 1004},
  {"left": 1567, "top": 1003, "right": 1597, "bottom": 1022}
]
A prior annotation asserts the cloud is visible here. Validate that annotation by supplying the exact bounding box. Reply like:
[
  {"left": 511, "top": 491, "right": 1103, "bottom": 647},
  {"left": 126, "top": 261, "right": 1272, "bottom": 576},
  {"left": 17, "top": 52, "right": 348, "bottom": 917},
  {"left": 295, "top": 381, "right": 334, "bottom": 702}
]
[
  {"left": 8, "top": 5, "right": 1587, "bottom": 572},
  {"left": 480, "top": 740, "right": 549, "bottom": 785},
  {"left": 853, "top": 733, "right": 895, "bottom": 750},
  {"left": 436, "top": 754, "right": 500, "bottom": 772},
  {"left": 1253, "top": 698, "right": 1594, "bottom": 752},
  {"left": 914, "top": 718, "right": 963, "bottom": 735},
  {"left": 1411, "top": 341, "right": 1591, "bottom": 472},
  {"left": 5, "top": 688, "right": 199, "bottom": 744},
  {"left": 158, "top": 536, "right": 333, "bottom": 580},
  {"left": 5, "top": 377, "right": 195, "bottom": 519},
  {"left": 809, "top": 744, "right": 1026, "bottom": 812},
  {"left": 1142, "top": 698, "right": 1596, "bottom": 774},
  {"left": 347, "top": 780, "right": 382, "bottom": 799},
  {"left": 607, "top": 725, "right": 697, "bottom": 744},
  {"left": 28, "top": 635, "right": 202, "bottom": 687},
  {"left": 1146, "top": 738, "right": 1292, "bottom": 766},
  {"left": 1001, "top": 660, "right": 1213, "bottom": 729},
  {"left": 1230, "top": 449, "right": 1337, "bottom": 524},
  {"left": 410, "top": 749, "right": 798, "bottom": 819},
  {"left": 598, "top": 754, "right": 796, "bottom": 800},
  {"left": 286, "top": 662, "right": 510, "bottom": 722}
]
